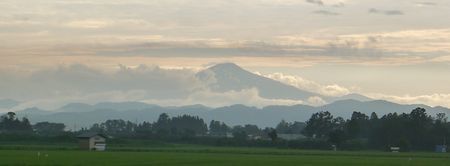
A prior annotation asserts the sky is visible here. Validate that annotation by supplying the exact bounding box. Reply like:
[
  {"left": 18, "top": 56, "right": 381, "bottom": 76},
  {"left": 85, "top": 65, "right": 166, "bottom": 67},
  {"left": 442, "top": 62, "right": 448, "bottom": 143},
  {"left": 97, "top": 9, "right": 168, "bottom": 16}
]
[{"left": 1, "top": 0, "right": 450, "bottom": 109}]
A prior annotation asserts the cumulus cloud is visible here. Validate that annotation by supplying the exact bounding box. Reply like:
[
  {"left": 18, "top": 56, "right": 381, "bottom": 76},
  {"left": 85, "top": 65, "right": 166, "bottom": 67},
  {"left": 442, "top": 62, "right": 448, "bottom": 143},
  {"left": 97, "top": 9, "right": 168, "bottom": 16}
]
[
  {"left": 2, "top": 63, "right": 450, "bottom": 110},
  {"left": 0, "top": 64, "right": 205, "bottom": 108},
  {"left": 1, "top": 64, "right": 309, "bottom": 110},
  {"left": 307, "top": 96, "right": 327, "bottom": 106},
  {"left": 260, "top": 72, "right": 351, "bottom": 97},
  {"left": 182, "top": 88, "right": 304, "bottom": 108},
  {"left": 12, "top": 90, "right": 150, "bottom": 110},
  {"left": 30, "top": 64, "right": 203, "bottom": 98},
  {"left": 368, "top": 93, "right": 450, "bottom": 108},
  {"left": 13, "top": 88, "right": 304, "bottom": 110}
]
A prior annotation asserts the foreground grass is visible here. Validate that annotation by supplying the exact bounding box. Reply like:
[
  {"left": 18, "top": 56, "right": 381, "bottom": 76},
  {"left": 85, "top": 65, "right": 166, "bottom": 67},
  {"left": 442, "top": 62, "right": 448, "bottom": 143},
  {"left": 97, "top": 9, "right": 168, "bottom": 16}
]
[{"left": 0, "top": 148, "right": 449, "bottom": 166}]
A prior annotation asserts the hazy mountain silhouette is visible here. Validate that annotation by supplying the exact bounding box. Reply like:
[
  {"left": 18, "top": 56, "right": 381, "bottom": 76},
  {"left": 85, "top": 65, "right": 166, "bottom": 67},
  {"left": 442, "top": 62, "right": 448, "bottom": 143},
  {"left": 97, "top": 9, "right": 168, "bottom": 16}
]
[
  {"left": 58, "top": 102, "right": 161, "bottom": 112},
  {"left": 16, "top": 100, "right": 450, "bottom": 129},
  {"left": 325, "top": 93, "right": 373, "bottom": 103}
]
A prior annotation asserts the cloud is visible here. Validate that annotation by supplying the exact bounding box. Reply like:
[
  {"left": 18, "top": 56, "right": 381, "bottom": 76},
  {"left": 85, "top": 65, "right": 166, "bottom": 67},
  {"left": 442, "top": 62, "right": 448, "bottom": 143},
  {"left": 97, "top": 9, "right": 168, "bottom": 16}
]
[
  {"left": 0, "top": 64, "right": 205, "bottom": 102},
  {"left": 88, "top": 35, "right": 394, "bottom": 61},
  {"left": 12, "top": 90, "right": 150, "bottom": 110},
  {"left": 338, "top": 29, "right": 450, "bottom": 53},
  {"left": 312, "top": 10, "right": 340, "bottom": 16},
  {"left": 305, "top": 0, "right": 346, "bottom": 7},
  {"left": 2, "top": 29, "right": 448, "bottom": 68},
  {"left": 307, "top": 96, "right": 327, "bottom": 106},
  {"left": 12, "top": 88, "right": 304, "bottom": 110},
  {"left": 415, "top": 2, "right": 437, "bottom": 7},
  {"left": 369, "top": 8, "right": 404, "bottom": 15},
  {"left": 1, "top": 0, "right": 449, "bottom": 67},
  {"left": 2, "top": 63, "right": 450, "bottom": 110},
  {"left": 1, "top": 64, "right": 309, "bottom": 110},
  {"left": 181, "top": 88, "right": 304, "bottom": 108},
  {"left": 368, "top": 93, "right": 450, "bottom": 108},
  {"left": 260, "top": 72, "right": 351, "bottom": 97},
  {"left": 306, "top": 0, "right": 324, "bottom": 6},
  {"left": 65, "top": 19, "right": 112, "bottom": 29},
  {"left": 331, "top": 2, "right": 345, "bottom": 8}
]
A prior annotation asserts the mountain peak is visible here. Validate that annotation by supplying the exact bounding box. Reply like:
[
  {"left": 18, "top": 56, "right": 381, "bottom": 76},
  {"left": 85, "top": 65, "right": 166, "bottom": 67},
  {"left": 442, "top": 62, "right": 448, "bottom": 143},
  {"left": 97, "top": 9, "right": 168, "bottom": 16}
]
[
  {"left": 197, "top": 62, "right": 321, "bottom": 101},
  {"left": 209, "top": 63, "right": 244, "bottom": 71}
]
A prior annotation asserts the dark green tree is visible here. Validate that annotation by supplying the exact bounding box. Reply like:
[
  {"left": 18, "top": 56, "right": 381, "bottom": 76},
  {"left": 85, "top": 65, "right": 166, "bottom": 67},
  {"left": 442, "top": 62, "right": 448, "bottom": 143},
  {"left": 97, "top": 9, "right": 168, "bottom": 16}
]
[
  {"left": 303, "top": 111, "right": 334, "bottom": 139},
  {"left": 0, "top": 112, "right": 32, "bottom": 133},
  {"left": 346, "top": 112, "right": 369, "bottom": 139},
  {"left": 33, "top": 122, "right": 66, "bottom": 136},
  {"left": 153, "top": 113, "right": 171, "bottom": 136},
  {"left": 171, "top": 115, "right": 208, "bottom": 136},
  {"left": 276, "top": 120, "right": 291, "bottom": 134},
  {"left": 209, "top": 120, "right": 229, "bottom": 136},
  {"left": 268, "top": 129, "right": 278, "bottom": 142}
]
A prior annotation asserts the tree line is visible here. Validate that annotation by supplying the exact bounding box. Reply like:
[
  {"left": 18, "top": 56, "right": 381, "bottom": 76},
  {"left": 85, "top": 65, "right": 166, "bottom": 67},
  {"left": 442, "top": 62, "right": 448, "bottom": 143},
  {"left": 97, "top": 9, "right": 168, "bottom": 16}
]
[
  {"left": 303, "top": 108, "right": 449, "bottom": 151},
  {"left": 0, "top": 112, "right": 70, "bottom": 141},
  {"left": 1, "top": 107, "right": 449, "bottom": 151}
]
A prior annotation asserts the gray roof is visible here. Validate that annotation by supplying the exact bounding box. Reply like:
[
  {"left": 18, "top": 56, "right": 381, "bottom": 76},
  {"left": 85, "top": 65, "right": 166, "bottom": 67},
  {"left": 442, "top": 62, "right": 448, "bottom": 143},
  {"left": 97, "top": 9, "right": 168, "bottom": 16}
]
[{"left": 77, "top": 132, "right": 107, "bottom": 138}]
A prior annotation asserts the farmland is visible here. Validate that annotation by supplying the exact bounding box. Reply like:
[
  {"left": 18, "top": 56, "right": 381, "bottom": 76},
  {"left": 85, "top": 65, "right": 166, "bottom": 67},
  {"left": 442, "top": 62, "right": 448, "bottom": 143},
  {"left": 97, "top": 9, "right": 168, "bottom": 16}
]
[{"left": 0, "top": 147, "right": 449, "bottom": 166}]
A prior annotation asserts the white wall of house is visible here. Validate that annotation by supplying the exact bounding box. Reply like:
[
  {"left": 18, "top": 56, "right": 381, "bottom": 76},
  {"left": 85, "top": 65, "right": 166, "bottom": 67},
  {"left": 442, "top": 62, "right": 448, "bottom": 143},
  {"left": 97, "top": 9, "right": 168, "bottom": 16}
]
[{"left": 89, "top": 136, "right": 106, "bottom": 151}]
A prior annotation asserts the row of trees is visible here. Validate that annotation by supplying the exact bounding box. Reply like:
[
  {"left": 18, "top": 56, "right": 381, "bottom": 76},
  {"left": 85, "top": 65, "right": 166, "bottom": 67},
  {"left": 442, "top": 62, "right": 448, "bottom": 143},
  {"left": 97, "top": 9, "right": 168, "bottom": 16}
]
[
  {"left": 0, "top": 112, "right": 67, "bottom": 137},
  {"left": 0, "top": 112, "right": 32, "bottom": 133},
  {"left": 2, "top": 108, "right": 450, "bottom": 151},
  {"left": 86, "top": 113, "right": 308, "bottom": 141},
  {"left": 0, "top": 111, "right": 282, "bottom": 140},
  {"left": 303, "top": 108, "right": 449, "bottom": 151},
  {"left": 88, "top": 114, "right": 208, "bottom": 138},
  {"left": 87, "top": 113, "right": 279, "bottom": 140}
]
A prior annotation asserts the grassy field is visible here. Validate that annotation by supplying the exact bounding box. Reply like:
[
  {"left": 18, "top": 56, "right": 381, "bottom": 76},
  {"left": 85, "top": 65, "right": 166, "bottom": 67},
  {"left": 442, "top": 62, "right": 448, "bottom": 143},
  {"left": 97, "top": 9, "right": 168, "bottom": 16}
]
[{"left": 0, "top": 147, "right": 449, "bottom": 166}]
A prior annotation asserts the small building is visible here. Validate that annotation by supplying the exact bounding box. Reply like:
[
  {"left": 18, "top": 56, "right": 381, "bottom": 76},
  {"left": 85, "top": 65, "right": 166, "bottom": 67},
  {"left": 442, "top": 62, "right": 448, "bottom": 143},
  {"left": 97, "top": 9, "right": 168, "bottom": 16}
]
[
  {"left": 435, "top": 145, "right": 447, "bottom": 153},
  {"left": 390, "top": 147, "right": 400, "bottom": 153},
  {"left": 77, "top": 132, "right": 107, "bottom": 151}
]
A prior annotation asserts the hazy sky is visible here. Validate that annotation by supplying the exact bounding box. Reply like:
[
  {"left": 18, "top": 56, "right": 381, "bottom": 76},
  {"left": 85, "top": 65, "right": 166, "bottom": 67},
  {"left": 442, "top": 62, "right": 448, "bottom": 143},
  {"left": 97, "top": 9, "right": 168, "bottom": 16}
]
[{"left": 1, "top": 0, "right": 450, "bottom": 109}]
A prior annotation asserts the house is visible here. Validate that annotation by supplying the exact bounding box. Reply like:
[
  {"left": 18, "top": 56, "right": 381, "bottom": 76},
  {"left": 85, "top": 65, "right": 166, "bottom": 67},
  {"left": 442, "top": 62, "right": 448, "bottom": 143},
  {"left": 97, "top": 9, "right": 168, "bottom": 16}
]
[
  {"left": 390, "top": 147, "right": 400, "bottom": 153},
  {"left": 435, "top": 145, "right": 447, "bottom": 153},
  {"left": 77, "top": 132, "right": 107, "bottom": 151}
]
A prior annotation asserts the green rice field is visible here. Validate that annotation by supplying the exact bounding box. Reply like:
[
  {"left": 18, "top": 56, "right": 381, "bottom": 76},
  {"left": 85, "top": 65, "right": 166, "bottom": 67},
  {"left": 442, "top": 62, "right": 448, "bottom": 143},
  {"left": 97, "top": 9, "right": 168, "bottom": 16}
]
[{"left": 0, "top": 147, "right": 449, "bottom": 166}]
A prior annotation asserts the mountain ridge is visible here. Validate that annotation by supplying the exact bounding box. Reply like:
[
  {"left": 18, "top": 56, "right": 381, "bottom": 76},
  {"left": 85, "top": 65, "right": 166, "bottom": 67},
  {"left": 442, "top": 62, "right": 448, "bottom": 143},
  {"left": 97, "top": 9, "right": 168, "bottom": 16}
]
[
  {"left": 198, "top": 63, "right": 376, "bottom": 104},
  {"left": 197, "top": 63, "right": 322, "bottom": 101},
  {"left": 16, "top": 99, "right": 450, "bottom": 129}
]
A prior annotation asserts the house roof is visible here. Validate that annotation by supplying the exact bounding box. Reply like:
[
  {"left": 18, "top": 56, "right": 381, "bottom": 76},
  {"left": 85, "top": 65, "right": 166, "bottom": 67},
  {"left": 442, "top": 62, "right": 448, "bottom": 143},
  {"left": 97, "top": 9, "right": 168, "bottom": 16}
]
[{"left": 77, "top": 132, "right": 107, "bottom": 139}]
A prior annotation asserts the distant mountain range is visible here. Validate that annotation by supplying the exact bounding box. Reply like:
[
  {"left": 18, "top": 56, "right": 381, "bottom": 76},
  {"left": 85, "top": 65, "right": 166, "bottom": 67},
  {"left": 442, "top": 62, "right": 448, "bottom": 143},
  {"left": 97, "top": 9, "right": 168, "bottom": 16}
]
[
  {"left": 3, "top": 63, "right": 369, "bottom": 112},
  {"left": 5, "top": 63, "right": 450, "bottom": 129},
  {"left": 17, "top": 100, "right": 450, "bottom": 129}
]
